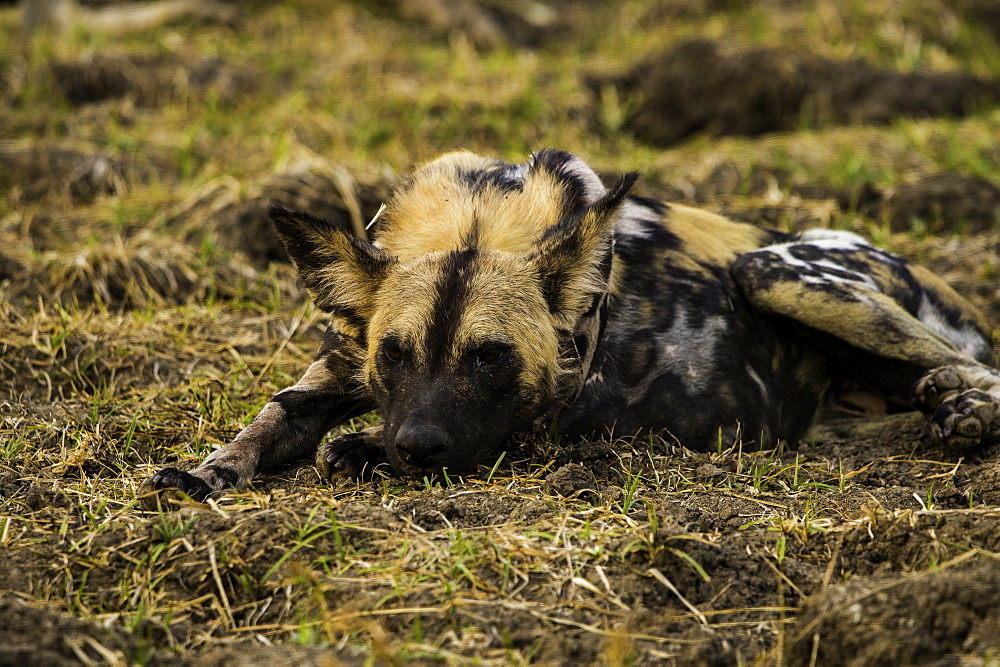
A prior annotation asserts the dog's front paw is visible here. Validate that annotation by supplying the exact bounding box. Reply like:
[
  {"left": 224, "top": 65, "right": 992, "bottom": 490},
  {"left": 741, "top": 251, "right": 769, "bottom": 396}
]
[
  {"left": 138, "top": 467, "right": 215, "bottom": 510},
  {"left": 316, "top": 428, "right": 389, "bottom": 481},
  {"left": 930, "top": 389, "right": 1000, "bottom": 452}
]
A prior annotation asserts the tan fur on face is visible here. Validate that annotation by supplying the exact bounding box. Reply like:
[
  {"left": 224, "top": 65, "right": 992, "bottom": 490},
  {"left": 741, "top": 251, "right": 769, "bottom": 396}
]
[
  {"left": 365, "top": 249, "right": 559, "bottom": 396},
  {"left": 275, "top": 151, "right": 632, "bottom": 411},
  {"left": 376, "top": 151, "right": 576, "bottom": 261}
]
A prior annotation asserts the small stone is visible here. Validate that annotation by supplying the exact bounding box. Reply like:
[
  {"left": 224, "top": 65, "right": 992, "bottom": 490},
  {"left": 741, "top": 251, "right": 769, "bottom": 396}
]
[
  {"left": 696, "top": 463, "right": 727, "bottom": 480},
  {"left": 544, "top": 463, "right": 598, "bottom": 500}
]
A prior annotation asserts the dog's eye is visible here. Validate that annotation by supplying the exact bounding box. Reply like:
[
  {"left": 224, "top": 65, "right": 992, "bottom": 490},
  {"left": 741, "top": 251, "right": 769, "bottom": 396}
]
[
  {"left": 383, "top": 340, "right": 403, "bottom": 362},
  {"left": 476, "top": 345, "right": 508, "bottom": 365}
]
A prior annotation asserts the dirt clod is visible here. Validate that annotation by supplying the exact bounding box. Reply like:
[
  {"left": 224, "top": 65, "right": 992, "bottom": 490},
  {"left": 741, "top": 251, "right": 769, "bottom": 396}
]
[
  {"left": 544, "top": 462, "right": 598, "bottom": 499},
  {"left": 787, "top": 561, "right": 1000, "bottom": 665},
  {"left": 606, "top": 39, "right": 1000, "bottom": 146},
  {"left": 0, "top": 144, "right": 164, "bottom": 204},
  {"left": 48, "top": 52, "right": 261, "bottom": 108},
  {"left": 884, "top": 172, "right": 1000, "bottom": 234},
  {"left": 0, "top": 595, "right": 174, "bottom": 665}
]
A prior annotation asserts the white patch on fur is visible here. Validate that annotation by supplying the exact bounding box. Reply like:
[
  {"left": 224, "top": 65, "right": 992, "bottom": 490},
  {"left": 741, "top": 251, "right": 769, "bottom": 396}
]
[
  {"left": 615, "top": 199, "right": 660, "bottom": 239},
  {"left": 797, "top": 229, "right": 870, "bottom": 246},
  {"left": 917, "top": 295, "right": 994, "bottom": 361},
  {"left": 746, "top": 364, "right": 769, "bottom": 406},
  {"left": 499, "top": 161, "right": 528, "bottom": 186},
  {"left": 766, "top": 230, "right": 882, "bottom": 291},
  {"left": 616, "top": 306, "right": 728, "bottom": 405},
  {"left": 660, "top": 311, "right": 727, "bottom": 385}
]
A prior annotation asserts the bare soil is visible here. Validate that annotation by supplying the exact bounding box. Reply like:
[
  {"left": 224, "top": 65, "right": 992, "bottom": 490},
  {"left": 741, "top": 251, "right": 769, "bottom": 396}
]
[
  {"left": 2, "top": 1, "right": 1000, "bottom": 664},
  {"left": 2, "top": 411, "right": 1000, "bottom": 664}
]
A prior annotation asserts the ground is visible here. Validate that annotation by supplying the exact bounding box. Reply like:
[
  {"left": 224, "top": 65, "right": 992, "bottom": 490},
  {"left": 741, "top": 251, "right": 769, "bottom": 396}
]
[{"left": 2, "top": 0, "right": 1000, "bottom": 664}]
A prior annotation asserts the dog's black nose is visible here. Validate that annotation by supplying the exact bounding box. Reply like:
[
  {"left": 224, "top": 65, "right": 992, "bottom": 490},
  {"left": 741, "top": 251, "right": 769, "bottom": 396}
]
[{"left": 394, "top": 423, "right": 450, "bottom": 468}]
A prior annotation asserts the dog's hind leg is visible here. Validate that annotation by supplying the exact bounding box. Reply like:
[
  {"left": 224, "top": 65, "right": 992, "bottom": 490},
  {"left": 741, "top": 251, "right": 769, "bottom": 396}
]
[
  {"left": 732, "top": 229, "right": 999, "bottom": 451},
  {"left": 139, "top": 328, "right": 373, "bottom": 507}
]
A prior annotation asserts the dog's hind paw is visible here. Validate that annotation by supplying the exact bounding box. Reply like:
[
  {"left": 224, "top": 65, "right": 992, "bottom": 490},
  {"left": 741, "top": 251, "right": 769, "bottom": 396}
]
[
  {"left": 915, "top": 365, "right": 976, "bottom": 411},
  {"left": 316, "top": 426, "right": 389, "bottom": 481},
  {"left": 929, "top": 389, "right": 1000, "bottom": 452}
]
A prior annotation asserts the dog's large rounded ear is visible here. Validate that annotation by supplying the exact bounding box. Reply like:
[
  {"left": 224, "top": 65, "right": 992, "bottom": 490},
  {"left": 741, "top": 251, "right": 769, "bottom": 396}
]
[
  {"left": 269, "top": 206, "right": 396, "bottom": 326},
  {"left": 527, "top": 172, "right": 638, "bottom": 325}
]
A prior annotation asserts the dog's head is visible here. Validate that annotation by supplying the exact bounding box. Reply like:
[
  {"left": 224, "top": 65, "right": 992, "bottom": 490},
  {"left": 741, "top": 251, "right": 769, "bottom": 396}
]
[{"left": 271, "top": 151, "right": 636, "bottom": 477}]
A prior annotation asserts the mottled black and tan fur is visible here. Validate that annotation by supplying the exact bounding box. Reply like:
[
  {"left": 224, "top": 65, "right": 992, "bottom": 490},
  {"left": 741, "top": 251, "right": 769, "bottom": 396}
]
[{"left": 142, "top": 150, "right": 1000, "bottom": 503}]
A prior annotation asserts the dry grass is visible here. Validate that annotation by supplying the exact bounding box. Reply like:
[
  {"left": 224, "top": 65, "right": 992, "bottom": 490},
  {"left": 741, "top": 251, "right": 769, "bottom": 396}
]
[{"left": 2, "top": 0, "right": 1000, "bottom": 663}]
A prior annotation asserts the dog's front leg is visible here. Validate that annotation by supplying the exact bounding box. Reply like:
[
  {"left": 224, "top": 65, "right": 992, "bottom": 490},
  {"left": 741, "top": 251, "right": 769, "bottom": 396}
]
[{"left": 139, "top": 328, "right": 372, "bottom": 507}]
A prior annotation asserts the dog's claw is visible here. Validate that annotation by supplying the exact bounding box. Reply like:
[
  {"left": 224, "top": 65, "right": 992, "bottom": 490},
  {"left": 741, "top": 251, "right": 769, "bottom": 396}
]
[{"left": 138, "top": 467, "right": 215, "bottom": 510}]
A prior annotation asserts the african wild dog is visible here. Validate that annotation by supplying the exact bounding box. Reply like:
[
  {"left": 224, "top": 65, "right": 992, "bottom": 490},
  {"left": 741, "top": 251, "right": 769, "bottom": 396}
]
[{"left": 141, "top": 150, "right": 1000, "bottom": 504}]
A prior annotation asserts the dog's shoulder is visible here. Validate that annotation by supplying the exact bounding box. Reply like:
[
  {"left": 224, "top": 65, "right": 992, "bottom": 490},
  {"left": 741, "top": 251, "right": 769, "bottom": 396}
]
[{"left": 614, "top": 197, "right": 786, "bottom": 277}]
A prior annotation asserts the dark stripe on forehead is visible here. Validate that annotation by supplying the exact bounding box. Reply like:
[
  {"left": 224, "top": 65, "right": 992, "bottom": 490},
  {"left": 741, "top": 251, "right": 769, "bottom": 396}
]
[
  {"left": 425, "top": 248, "right": 479, "bottom": 367},
  {"left": 457, "top": 163, "right": 525, "bottom": 194},
  {"left": 460, "top": 214, "right": 481, "bottom": 249}
]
